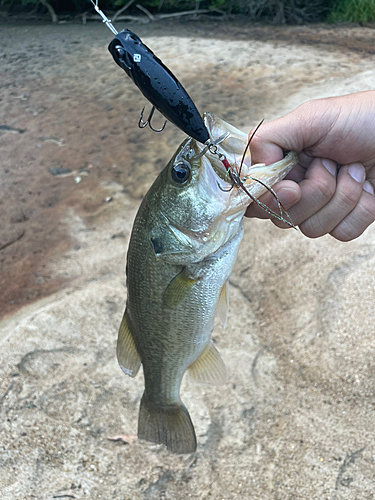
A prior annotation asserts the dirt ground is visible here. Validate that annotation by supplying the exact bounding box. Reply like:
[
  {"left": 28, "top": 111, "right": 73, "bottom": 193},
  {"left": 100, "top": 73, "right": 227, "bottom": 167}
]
[{"left": 1, "top": 18, "right": 375, "bottom": 500}]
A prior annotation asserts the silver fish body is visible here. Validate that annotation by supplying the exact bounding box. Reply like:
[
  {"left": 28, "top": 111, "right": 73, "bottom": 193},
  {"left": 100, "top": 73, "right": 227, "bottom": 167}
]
[{"left": 117, "top": 113, "right": 298, "bottom": 453}]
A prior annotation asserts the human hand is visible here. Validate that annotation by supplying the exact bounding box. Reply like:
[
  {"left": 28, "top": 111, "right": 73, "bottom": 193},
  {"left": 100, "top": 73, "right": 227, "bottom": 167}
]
[{"left": 246, "top": 91, "right": 375, "bottom": 241}]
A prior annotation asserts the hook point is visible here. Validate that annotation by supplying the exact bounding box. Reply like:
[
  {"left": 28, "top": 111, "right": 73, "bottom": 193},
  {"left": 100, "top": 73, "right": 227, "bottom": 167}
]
[{"left": 138, "top": 105, "right": 167, "bottom": 132}]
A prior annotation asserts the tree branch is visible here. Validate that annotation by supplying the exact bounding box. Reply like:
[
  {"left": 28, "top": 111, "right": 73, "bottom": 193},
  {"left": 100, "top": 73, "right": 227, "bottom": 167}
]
[
  {"left": 136, "top": 3, "right": 155, "bottom": 21},
  {"left": 113, "top": 0, "right": 135, "bottom": 22},
  {"left": 39, "top": 0, "right": 58, "bottom": 23}
]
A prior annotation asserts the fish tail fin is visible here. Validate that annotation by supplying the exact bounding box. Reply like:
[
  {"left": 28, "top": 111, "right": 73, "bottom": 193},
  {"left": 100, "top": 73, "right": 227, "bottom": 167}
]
[{"left": 138, "top": 393, "right": 197, "bottom": 454}]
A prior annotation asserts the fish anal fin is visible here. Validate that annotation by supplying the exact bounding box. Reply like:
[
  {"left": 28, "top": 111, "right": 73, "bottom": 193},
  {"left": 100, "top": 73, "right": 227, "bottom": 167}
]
[
  {"left": 216, "top": 280, "right": 229, "bottom": 328},
  {"left": 138, "top": 393, "right": 197, "bottom": 454},
  {"left": 162, "top": 267, "right": 198, "bottom": 308},
  {"left": 117, "top": 310, "right": 141, "bottom": 378},
  {"left": 188, "top": 340, "right": 227, "bottom": 385}
]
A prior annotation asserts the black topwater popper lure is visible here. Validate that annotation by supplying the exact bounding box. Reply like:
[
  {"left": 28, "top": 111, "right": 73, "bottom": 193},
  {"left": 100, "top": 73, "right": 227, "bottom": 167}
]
[
  {"left": 90, "top": 1, "right": 297, "bottom": 228},
  {"left": 90, "top": 0, "right": 209, "bottom": 144}
]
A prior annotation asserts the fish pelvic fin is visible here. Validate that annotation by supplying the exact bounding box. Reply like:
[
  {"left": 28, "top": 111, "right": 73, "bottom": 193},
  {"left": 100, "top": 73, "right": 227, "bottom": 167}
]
[
  {"left": 117, "top": 310, "right": 141, "bottom": 378},
  {"left": 188, "top": 340, "right": 227, "bottom": 385},
  {"left": 138, "top": 393, "right": 197, "bottom": 454}
]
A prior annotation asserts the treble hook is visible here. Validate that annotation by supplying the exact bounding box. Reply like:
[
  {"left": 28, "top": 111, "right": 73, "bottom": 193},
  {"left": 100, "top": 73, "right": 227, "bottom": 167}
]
[
  {"left": 138, "top": 105, "right": 167, "bottom": 133},
  {"left": 218, "top": 177, "right": 235, "bottom": 192}
]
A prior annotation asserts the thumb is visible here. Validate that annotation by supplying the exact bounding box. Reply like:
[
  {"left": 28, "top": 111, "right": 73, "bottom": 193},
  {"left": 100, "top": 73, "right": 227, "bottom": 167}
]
[{"left": 249, "top": 106, "right": 309, "bottom": 166}]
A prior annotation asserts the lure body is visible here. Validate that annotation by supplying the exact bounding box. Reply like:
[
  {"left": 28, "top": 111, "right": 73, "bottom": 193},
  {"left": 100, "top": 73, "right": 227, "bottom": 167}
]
[{"left": 108, "top": 30, "right": 210, "bottom": 144}]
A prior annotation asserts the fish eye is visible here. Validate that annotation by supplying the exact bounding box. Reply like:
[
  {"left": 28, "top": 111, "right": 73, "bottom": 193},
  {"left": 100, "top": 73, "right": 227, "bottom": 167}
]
[{"left": 171, "top": 161, "right": 191, "bottom": 185}]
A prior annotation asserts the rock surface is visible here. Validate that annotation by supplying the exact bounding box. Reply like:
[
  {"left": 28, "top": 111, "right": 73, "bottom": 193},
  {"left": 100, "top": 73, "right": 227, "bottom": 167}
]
[{"left": 1, "top": 20, "right": 375, "bottom": 500}]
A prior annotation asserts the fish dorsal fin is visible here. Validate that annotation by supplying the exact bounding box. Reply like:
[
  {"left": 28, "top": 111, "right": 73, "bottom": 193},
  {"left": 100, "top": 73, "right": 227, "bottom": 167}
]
[
  {"left": 162, "top": 267, "right": 198, "bottom": 308},
  {"left": 117, "top": 310, "right": 141, "bottom": 378},
  {"left": 188, "top": 340, "right": 227, "bottom": 385},
  {"left": 216, "top": 280, "right": 229, "bottom": 328}
]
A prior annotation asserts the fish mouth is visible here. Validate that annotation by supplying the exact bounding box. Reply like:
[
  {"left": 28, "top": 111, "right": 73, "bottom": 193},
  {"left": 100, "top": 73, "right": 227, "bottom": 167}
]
[{"left": 199, "top": 113, "right": 298, "bottom": 201}]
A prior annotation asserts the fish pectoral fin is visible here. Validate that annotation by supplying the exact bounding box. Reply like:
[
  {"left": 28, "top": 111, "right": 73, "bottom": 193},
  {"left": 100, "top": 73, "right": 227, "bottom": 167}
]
[
  {"left": 162, "top": 267, "right": 199, "bottom": 307},
  {"left": 117, "top": 310, "right": 141, "bottom": 378},
  {"left": 216, "top": 280, "right": 229, "bottom": 328},
  {"left": 188, "top": 340, "right": 227, "bottom": 385}
]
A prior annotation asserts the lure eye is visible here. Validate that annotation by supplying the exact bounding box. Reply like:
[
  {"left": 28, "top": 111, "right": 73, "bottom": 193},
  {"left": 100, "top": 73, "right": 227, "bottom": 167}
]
[
  {"left": 115, "top": 46, "right": 125, "bottom": 58},
  {"left": 171, "top": 161, "right": 191, "bottom": 185}
]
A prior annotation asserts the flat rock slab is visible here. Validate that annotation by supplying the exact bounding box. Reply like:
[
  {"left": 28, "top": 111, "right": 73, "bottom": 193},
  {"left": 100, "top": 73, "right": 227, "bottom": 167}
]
[{"left": 1, "top": 21, "right": 375, "bottom": 500}]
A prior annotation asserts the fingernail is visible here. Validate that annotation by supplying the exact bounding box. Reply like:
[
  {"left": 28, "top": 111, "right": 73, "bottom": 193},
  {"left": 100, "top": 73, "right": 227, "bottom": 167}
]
[
  {"left": 363, "top": 180, "right": 375, "bottom": 195},
  {"left": 348, "top": 163, "right": 366, "bottom": 183},
  {"left": 322, "top": 159, "right": 337, "bottom": 176}
]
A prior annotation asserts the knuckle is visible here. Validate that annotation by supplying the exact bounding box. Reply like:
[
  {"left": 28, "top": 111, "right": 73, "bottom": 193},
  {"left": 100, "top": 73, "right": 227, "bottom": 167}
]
[
  {"left": 359, "top": 196, "right": 375, "bottom": 223},
  {"left": 314, "top": 177, "right": 335, "bottom": 203},
  {"left": 250, "top": 134, "right": 262, "bottom": 147},
  {"left": 330, "top": 198, "right": 375, "bottom": 242},
  {"left": 337, "top": 187, "right": 361, "bottom": 209}
]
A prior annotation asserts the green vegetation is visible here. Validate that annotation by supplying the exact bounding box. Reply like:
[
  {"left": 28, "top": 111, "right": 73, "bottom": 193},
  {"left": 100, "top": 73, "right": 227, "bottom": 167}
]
[
  {"left": 229, "top": 0, "right": 335, "bottom": 23},
  {"left": 329, "top": 0, "right": 375, "bottom": 23},
  {"left": 2, "top": 0, "right": 375, "bottom": 24}
]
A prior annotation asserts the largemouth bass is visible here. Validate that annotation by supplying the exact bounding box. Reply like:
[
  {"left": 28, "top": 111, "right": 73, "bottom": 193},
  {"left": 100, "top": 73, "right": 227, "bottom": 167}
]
[{"left": 117, "top": 113, "right": 298, "bottom": 454}]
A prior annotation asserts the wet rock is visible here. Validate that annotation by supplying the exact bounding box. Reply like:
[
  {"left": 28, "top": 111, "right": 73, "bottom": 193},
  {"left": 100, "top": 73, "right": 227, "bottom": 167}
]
[
  {"left": 48, "top": 167, "right": 72, "bottom": 176},
  {"left": 40, "top": 196, "right": 59, "bottom": 208},
  {"left": 0, "top": 124, "right": 26, "bottom": 134},
  {"left": 111, "top": 232, "right": 126, "bottom": 239},
  {"left": 0, "top": 229, "right": 25, "bottom": 251},
  {"left": 10, "top": 208, "right": 29, "bottom": 224},
  {"left": 41, "top": 136, "right": 65, "bottom": 146}
]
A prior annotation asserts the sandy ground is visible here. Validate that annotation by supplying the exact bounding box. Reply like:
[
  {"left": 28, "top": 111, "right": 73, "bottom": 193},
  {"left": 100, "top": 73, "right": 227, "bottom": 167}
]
[{"left": 1, "top": 19, "right": 375, "bottom": 500}]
